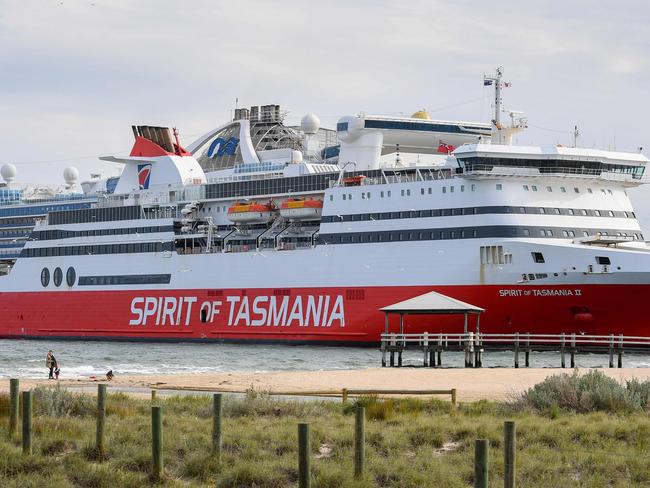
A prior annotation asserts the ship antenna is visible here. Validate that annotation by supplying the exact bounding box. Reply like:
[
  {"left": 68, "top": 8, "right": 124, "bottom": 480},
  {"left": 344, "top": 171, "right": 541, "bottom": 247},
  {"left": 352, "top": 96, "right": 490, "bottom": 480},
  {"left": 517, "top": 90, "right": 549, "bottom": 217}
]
[
  {"left": 573, "top": 125, "right": 580, "bottom": 148},
  {"left": 484, "top": 66, "right": 504, "bottom": 127}
]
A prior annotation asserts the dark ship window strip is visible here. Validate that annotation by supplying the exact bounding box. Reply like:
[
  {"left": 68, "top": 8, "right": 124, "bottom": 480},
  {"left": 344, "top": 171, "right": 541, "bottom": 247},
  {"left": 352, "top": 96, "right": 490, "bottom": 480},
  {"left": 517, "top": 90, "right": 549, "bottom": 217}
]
[
  {"left": 321, "top": 206, "right": 636, "bottom": 223},
  {"left": 317, "top": 226, "right": 642, "bottom": 244},
  {"left": 32, "top": 225, "right": 174, "bottom": 241},
  {"left": 19, "top": 241, "right": 174, "bottom": 258},
  {"left": 364, "top": 119, "right": 489, "bottom": 134},
  {"left": 203, "top": 168, "right": 452, "bottom": 200},
  {"left": 0, "top": 201, "right": 93, "bottom": 218},
  {"left": 78, "top": 274, "right": 171, "bottom": 286},
  {"left": 48, "top": 205, "right": 144, "bottom": 225}
]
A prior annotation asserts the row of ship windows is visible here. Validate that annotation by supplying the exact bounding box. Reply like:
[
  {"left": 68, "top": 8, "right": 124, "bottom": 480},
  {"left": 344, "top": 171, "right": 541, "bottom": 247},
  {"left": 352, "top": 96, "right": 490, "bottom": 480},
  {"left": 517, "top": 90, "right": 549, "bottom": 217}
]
[
  {"left": 321, "top": 206, "right": 636, "bottom": 223},
  {"left": 39, "top": 268, "right": 171, "bottom": 287},
  {"left": 22, "top": 241, "right": 174, "bottom": 258},
  {"left": 318, "top": 226, "right": 642, "bottom": 244},
  {"left": 33, "top": 225, "right": 174, "bottom": 241},
  {"left": 332, "top": 184, "right": 616, "bottom": 201},
  {"left": 522, "top": 184, "right": 614, "bottom": 195}
]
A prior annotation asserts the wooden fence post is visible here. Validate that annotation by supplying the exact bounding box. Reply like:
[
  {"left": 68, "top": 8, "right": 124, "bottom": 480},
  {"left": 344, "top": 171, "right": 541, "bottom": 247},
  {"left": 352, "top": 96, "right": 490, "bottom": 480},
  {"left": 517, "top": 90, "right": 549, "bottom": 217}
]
[
  {"left": 354, "top": 406, "right": 365, "bottom": 479},
  {"left": 9, "top": 378, "right": 19, "bottom": 438},
  {"left": 212, "top": 393, "right": 222, "bottom": 461},
  {"left": 504, "top": 421, "right": 516, "bottom": 488},
  {"left": 151, "top": 406, "right": 163, "bottom": 481},
  {"left": 298, "top": 423, "right": 311, "bottom": 488},
  {"left": 22, "top": 390, "right": 32, "bottom": 455},
  {"left": 96, "top": 384, "right": 107, "bottom": 457},
  {"left": 341, "top": 388, "right": 348, "bottom": 404},
  {"left": 151, "top": 390, "right": 157, "bottom": 403},
  {"left": 474, "top": 439, "right": 488, "bottom": 488},
  {"left": 451, "top": 388, "right": 457, "bottom": 407}
]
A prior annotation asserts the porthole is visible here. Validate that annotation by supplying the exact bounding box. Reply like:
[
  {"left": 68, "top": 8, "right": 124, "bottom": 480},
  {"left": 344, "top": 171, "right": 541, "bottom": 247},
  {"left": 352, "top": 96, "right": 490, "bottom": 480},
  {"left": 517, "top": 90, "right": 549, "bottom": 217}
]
[
  {"left": 66, "top": 267, "right": 76, "bottom": 287},
  {"left": 40, "top": 268, "right": 50, "bottom": 287},
  {"left": 53, "top": 267, "right": 63, "bottom": 287}
]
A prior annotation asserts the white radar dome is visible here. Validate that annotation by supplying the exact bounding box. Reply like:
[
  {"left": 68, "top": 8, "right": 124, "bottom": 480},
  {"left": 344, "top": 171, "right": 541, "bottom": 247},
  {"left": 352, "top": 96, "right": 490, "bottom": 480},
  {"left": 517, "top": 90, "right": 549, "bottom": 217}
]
[
  {"left": 300, "top": 113, "right": 321, "bottom": 135},
  {"left": 63, "top": 166, "right": 79, "bottom": 186},
  {"left": 1, "top": 164, "right": 17, "bottom": 185}
]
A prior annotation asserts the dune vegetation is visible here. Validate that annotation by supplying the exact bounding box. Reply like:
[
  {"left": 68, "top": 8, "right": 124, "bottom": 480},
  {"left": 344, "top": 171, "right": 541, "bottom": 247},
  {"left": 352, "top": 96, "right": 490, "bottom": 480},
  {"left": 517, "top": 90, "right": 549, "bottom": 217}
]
[{"left": 1, "top": 371, "right": 649, "bottom": 487}]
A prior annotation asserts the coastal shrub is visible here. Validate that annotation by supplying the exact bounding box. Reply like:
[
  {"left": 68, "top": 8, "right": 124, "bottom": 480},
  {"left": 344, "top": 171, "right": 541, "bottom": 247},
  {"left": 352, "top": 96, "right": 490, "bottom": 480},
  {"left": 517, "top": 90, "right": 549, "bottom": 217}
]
[
  {"left": 33, "top": 385, "right": 95, "bottom": 417},
  {"left": 512, "top": 370, "right": 650, "bottom": 413},
  {"left": 223, "top": 388, "right": 323, "bottom": 418}
]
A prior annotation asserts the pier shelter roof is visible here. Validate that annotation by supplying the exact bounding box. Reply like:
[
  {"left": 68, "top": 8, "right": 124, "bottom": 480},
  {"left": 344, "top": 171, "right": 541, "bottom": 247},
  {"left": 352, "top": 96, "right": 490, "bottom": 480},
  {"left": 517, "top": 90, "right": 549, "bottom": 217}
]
[{"left": 381, "top": 291, "right": 484, "bottom": 315}]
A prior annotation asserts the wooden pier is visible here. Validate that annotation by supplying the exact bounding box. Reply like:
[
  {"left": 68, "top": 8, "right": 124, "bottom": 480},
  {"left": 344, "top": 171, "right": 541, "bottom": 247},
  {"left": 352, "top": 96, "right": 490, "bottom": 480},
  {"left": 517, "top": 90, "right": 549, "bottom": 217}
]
[{"left": 380, "top": 332, "right": 650, "bottom": 368}]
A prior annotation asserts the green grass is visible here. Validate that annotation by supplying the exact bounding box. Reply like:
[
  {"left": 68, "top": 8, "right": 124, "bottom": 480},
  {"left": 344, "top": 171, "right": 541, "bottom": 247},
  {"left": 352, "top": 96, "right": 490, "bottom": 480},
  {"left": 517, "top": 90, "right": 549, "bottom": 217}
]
[{"left": 0, "top": 381, "right": 649, "bottom": 487}]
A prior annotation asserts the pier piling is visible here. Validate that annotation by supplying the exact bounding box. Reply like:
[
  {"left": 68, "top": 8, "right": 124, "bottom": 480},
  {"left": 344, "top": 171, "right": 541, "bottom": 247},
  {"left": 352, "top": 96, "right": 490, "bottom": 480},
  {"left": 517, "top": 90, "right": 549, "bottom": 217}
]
[
  {"left": 298, "top": 423, "right": 311, "bottom": 488},
  {"left": 514, "top": 333, "right": 520, "bottom": 368},
  {"left": 212, "top": 394, "right": 222, "bottom": 461},
  {"left": 560, "top": 333, "right": 566, "bottom": 368},
  {"left": 9, "top": 378, "right": 19, "bottom": 438},
  {"left": 504, "top": 421, "right": 516, "bottom": 488},
  {"left": 474, "top": 439, "right": 489, "bottom": 488},
  {"left": 96, "top": 384, "right": 107, "bottom": 457},
  {"left": 21, "top": 390, "right": 32, "bottom": 455},
  {"left": 151, "top": 406, "right": 163, "bottom": 481}
]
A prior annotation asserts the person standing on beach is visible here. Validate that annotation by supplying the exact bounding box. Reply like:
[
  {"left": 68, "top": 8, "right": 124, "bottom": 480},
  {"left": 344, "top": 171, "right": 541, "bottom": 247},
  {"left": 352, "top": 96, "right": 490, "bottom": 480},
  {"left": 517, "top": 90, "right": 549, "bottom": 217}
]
[{"left": 46, "top": 350, "right": 56, "bottom": 379}]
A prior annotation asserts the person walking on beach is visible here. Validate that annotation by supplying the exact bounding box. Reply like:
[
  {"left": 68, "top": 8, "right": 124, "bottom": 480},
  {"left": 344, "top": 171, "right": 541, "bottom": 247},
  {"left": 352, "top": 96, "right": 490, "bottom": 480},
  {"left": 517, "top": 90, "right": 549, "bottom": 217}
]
[{"left": 46, "top": 350, "right": 57, "bottom": 379}]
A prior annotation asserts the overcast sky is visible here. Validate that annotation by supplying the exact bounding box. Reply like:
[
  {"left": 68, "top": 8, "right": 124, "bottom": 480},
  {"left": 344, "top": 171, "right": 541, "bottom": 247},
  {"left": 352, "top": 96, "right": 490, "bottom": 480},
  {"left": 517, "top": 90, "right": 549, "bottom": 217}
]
[{"left": 1, "top": 1, "right": 649, "bottom": 224}]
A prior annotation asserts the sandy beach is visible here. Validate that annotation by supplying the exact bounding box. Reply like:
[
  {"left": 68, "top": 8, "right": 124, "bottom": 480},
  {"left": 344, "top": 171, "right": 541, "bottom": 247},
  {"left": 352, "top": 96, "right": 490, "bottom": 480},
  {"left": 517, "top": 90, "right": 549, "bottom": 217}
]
[{"left": 4, "top": 367, "right": 650, "bottom": 402}]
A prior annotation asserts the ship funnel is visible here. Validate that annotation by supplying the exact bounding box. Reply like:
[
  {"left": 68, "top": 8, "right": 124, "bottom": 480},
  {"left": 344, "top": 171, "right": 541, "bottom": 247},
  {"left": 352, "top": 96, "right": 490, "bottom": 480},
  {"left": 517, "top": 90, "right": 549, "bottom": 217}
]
[{"left": 131, "top": 125, "right": 175, "bottom": 153}]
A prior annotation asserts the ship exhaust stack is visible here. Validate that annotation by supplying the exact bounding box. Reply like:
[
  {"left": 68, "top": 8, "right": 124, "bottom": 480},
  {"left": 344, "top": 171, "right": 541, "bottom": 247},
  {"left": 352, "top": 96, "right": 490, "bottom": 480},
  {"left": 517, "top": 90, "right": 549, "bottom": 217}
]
[{"left": 131, "top": 125, "right": 175, "bottom": 153}]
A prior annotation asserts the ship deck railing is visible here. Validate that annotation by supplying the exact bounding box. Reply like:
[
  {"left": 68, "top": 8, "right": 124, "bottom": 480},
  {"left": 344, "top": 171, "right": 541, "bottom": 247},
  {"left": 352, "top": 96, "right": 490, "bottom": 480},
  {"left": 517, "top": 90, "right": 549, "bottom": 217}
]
[{"left": 380, "top": 332, "right": 650, "bottom": 368}]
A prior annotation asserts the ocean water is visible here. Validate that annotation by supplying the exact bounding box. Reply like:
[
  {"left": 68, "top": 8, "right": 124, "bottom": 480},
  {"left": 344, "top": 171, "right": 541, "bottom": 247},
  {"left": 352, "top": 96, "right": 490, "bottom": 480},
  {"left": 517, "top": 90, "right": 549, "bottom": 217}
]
[{"left": 2, "top": 339, "right": 650, "bottom": 379}]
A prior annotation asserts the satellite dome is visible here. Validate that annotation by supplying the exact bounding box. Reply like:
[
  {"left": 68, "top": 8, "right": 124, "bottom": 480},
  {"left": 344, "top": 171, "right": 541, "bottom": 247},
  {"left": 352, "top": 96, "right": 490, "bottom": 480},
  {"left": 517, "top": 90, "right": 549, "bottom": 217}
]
[
  {"left": 1, "top": 164, "right": 16, "bottom": 184},
  {"left": 63, "top": 166, "right": 79, "bottom": 186},
  {"left": 300, "top": 113, "right": 321, "bottom": 134},
  {"left": 411, "top": 109, "right": 431, "bottom": 120}
]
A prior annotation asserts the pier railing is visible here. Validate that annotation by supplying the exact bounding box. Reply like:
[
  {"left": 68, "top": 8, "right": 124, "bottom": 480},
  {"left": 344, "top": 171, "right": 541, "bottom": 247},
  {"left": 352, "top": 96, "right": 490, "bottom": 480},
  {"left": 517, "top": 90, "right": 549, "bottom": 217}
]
[{"left": 380, "top": 332, "right": 648, "bottom": 368}]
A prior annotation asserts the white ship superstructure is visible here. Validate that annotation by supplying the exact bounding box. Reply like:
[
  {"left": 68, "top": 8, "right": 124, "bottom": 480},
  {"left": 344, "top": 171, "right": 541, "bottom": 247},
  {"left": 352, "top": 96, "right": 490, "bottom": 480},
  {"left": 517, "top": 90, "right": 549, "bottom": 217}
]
[{"left": 0, "top": 69, "right": 649, "bottom": 343}]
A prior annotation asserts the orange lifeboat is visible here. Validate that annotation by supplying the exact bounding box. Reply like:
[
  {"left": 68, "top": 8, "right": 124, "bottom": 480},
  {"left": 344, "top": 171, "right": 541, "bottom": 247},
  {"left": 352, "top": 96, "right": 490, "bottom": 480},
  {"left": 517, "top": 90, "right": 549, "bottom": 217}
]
[
  {"left": 279, "top": 198, "right": 323, "bottom": 220},
  {"left": 227, "top": 201, "right": 275, "bottom": 224}
]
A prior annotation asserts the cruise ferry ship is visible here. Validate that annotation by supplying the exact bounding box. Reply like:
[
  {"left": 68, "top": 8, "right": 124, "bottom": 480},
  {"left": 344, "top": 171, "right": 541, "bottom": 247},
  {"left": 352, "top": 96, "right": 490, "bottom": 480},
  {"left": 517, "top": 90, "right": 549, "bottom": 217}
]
[{"left": 1, "top": 69, "right": 648, "bottom": 344}]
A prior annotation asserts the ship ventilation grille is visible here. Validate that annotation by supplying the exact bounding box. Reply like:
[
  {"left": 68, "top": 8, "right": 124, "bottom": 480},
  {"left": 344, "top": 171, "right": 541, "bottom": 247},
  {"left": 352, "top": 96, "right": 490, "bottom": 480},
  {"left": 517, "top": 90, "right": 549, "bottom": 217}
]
[{"left": 345, "top": 289, "right": 365, "bottom": 301}]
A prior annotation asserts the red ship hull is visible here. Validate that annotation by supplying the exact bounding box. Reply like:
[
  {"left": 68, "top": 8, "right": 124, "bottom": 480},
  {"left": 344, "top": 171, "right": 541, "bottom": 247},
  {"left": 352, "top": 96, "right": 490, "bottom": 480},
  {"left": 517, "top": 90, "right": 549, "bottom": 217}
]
[{"left": 0, "top": 283, "right": 645, "bottom": 343}]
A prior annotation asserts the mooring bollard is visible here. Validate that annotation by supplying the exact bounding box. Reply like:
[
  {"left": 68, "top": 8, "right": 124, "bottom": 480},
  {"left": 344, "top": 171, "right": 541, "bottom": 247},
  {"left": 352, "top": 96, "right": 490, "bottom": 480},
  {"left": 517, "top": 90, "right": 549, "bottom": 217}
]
[
  {"left": 474, "top": 439, "right": 489, "bottom": 488},
  {"left": 9, "top": 378, "right": 19, "bottom": 438},
  {"left": 96, "top": 384, "right": 107, "bottom": 457},
  {"left": 298, "top": 423, "right": 311, "bottom": 488},
  {"left": 354, "top": 406, "right": 365, "bottom": 479},
  {"left": 22, "top": 390, "right": 32, "bottom": 455},
  {"left": 151, "top": 406, "right": 163, "bottom": 481},
  {"left": 212, "top": 394, "right": 222, "bottom": 461},
  {"left": 504, "top": 421, "right": 516, "bottom": 488}
]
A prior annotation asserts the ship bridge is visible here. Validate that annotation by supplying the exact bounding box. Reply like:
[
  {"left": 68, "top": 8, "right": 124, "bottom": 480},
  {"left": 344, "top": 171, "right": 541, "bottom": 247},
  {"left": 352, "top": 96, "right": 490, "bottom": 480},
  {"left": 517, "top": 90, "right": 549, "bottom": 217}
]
[{"left": 455, "top": 143, "right": 648, "bottom": 186}]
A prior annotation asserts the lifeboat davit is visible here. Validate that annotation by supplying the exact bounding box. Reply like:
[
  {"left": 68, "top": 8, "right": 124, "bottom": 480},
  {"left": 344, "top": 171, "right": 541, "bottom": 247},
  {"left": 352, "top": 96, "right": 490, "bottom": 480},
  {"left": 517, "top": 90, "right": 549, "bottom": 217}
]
[
  {"left": 279, "top": 198, "right": 323, "bottom": 220},
  {"left": 227, "top": 201, "right": 275, "bottom": 224}
]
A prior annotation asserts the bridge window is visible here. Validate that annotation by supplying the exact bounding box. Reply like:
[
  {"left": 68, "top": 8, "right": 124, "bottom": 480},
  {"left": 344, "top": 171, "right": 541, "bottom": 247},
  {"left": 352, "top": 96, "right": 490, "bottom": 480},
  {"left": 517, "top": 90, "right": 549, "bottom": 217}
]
[
  {"left": 574, "top": 187, "right": 580, "bottom": 193},
  {"left": 560, "top": 187, "right": 566, "bottom": 193},
  {"left": 496, "top": 184, "right": 502, "bottom": 191},
  {"left": 531, "top": 252, "right": 545, "bottom": 263},
  {"left": 596, "top": 256, "right": 611, "bottom": 265},
  {"left": 523, "top": 185, "right": 529, "bottom": 191},
  {"left": 594, "top": 210, "right": 601, "bottom": 216},
  {"left": 546, "top": 186, "right": 552, "bottom": 192},
  {"left": 532, "top": 185, "right": 538, "bottom": 191},
  {"left": 587, "top": 188, "right": 593, "bottom": 194}
]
